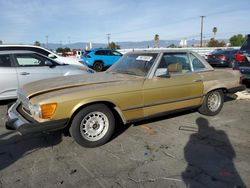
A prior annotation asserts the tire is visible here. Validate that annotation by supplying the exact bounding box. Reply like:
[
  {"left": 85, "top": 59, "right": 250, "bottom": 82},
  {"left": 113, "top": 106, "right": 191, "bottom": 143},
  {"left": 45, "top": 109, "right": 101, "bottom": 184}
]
[
  {"left": 198, "top": 90, "right": 224, "bottom": 116},
  {"left": 93, "top": 61, "right": 104, "bottom": 72},
  {"left": 69, "top": 104, "right": 115, "bottom": 148},
  {"left": 228, "top": 60, "right": 233, "bottom": 68}
]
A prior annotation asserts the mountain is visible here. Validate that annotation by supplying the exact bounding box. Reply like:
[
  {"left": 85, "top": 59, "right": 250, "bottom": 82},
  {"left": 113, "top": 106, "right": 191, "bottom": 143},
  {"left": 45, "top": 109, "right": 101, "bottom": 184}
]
[
  {"left": 40, "top": 39, "right": 228, "bottom": 50},
  {"left": 40, "top": 40, "right": 198, "bottom": 50}
]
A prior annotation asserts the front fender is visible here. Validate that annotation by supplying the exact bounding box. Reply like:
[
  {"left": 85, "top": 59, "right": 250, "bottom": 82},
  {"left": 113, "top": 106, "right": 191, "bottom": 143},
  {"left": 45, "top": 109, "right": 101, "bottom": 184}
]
[{"left": 70, "top": 99, "right": 127, "bottom": 124}]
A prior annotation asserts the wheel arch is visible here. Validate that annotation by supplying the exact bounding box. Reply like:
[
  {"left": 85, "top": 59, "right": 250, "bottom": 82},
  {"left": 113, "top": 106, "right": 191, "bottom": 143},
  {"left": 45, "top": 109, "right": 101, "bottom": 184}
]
[
  {"left": 201, "top": 87, "right": 227, "bottom": 104},
  {"left": 206, "top": 87, "right": 228, "bottom": 94},
  {"left": 69, "top": 100, "right": 126, "bottom": 126}
]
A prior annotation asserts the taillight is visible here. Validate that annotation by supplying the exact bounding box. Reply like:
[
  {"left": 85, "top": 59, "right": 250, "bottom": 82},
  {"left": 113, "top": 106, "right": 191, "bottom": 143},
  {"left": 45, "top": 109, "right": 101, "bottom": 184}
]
[
  {"left": 240, "top": 75, "right": 243, "bottom": 84},
  {"left": 235, "top": 53, "right": 246, "bottom": 62},
  {"left": 218, "top": 55, "right": 226, "bottom": 60}
]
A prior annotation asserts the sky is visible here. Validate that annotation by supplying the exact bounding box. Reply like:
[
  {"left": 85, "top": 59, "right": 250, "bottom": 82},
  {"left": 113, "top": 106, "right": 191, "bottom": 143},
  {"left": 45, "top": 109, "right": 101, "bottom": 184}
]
[{"left": 0, "top": 0, "right": 249, "bottom": 44}]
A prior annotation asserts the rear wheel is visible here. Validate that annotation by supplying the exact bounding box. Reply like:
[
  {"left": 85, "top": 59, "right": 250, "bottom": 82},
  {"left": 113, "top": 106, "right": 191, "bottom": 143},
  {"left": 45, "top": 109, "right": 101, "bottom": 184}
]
[
  {"left": 69, "top": 104, "right": 115, "bottom": 147},
  {"left": 198, "top": 90, "right": 224, "bottom": 116},
  {"left": 93, "top": 61, "right": 104, "bottom": 72}
]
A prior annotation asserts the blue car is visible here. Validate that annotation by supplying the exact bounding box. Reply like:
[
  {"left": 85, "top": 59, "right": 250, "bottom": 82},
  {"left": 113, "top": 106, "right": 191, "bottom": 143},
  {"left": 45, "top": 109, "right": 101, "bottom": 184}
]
[{"left": 80, "top": 48, "right": 122, "bottom": 71}]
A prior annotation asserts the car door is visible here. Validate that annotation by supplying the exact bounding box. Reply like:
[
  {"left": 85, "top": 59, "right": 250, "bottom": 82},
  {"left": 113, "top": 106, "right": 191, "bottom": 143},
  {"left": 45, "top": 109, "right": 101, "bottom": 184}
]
[
  {"left": 0, "top": 54, "right": 18, "bottom": 99},
  {"left": 143, "top": 52, "right": 204, "bottom": 117},
  {"left": 13, "top": 53, "right": 64, "bottom": 87},
  {"left": 109, "top": 51, "right": 122, "bottom": 66}
]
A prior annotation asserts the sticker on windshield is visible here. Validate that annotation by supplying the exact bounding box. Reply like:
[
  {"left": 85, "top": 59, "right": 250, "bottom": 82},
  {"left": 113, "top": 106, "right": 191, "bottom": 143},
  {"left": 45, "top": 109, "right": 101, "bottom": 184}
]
[{"left": 136, "top": 56, "right": 153, "bottom": 62}]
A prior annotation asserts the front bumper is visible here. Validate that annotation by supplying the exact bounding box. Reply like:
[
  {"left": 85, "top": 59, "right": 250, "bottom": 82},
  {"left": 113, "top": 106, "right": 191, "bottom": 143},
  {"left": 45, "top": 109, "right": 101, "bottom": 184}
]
[
  {"left": 241, "top": 73, "right": 250, "bottom": 81},
  {"left": 208, "top": 60, "right": 228, "bottom": 66},
  {"left": 5, "top": 101, "right": 69, "bottom": 135}
]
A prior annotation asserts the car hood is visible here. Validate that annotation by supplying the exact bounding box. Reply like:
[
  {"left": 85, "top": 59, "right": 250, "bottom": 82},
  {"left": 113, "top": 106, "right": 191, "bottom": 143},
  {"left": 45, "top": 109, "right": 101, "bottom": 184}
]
[{"left": 22, "top": 72, "right": 139, "bottom": 98}]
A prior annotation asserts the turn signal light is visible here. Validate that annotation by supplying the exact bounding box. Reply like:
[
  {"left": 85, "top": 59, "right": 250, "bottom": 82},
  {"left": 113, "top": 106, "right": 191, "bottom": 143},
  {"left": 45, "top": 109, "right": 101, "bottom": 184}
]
[{"left": 41, "top": 103, "right": 57, "bottom": 119}]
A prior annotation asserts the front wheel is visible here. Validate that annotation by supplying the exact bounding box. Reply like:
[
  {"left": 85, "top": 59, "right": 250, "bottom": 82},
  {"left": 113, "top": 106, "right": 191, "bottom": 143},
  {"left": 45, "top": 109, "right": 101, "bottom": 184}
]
[
  {"left": 69, "top": 104, "right": 115, "bottom": 147},
  {"left": 198, "top": 90, "right": 224, "bottom": 116},
  {"left": 93, "top": 61, "right": 104, "bottom": 72}
]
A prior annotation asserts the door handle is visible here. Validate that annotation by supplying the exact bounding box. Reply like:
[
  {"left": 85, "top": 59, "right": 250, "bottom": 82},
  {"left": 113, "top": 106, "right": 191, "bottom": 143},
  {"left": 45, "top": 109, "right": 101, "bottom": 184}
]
[
  {"left": 193, "top": 79, "right": 202, "bottom": 83},
  {"left": 20, "top": 72, "right": 30, "bottom": 75}
]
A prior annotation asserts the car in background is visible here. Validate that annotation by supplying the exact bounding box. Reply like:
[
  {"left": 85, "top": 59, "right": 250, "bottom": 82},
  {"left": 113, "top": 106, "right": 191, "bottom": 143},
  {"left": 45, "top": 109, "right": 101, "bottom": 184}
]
[
  {"left": 0, "top": 45, "right": 87, "bottom": 67},
  {"left": 6, "top": 50, "right": 245, "bottom": 147},
  {"left": 81, "top": 48, "right": 122, "bottom": 71},
  {"left": 0, "top": 50, "right": 94, "bottom": 100},
  {"left": 207, "top": 49, "right": 238, "bottom": 67},
  {"left": 233, "top": 34, "right": 250, "bottom": 82}
]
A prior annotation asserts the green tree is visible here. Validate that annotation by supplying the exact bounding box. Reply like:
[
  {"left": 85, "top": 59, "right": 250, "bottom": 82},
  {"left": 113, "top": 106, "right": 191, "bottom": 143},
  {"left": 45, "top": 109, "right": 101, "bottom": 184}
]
[
  {"left": 154, "top": 34, "right": 160, "bottom": 48},
  {"left": 64, "top": 47, "right": 71, "bottom": 52},
  {"left": 56, "top": 47, "right": 71, "bottom": 53},
  {"left": 212, "top": 27, "right": 218, "bottom": 39},
  {"left": 207, "top": 38, "right": 225, "bottom": 47},
  {"left": 107, "top": 42, "right": 120, "bottom": 50},
  {"left": 56, "top": 47, "right": 64, "bottom": 53},
  {"left": 229, "top": 34, "right": 245, "bottom": 46},
  {"left": 34, "top": 41, "right": 41, "bottom": 46}
]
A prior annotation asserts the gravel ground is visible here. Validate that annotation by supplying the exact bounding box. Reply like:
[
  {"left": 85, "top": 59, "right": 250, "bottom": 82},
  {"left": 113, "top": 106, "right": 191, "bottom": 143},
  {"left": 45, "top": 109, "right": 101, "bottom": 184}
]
[{"left": 0, "top": 92, "right": 250, "bottom": 188}]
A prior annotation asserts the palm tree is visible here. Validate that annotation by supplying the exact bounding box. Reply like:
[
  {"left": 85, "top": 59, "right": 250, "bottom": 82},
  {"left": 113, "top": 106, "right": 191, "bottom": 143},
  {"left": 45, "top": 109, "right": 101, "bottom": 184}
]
[
  {"left": 154, "top": 34, "right": 160, "bottom": 48},
  {"left": 212, "top": 27, "right": 218, "bottom": 39}
]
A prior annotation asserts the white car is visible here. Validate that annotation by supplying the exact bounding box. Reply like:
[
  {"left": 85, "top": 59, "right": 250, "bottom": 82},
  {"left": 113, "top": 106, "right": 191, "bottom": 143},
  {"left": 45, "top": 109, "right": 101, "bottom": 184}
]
[
  {"left": 0, "top": 50, "right": 94, "bottom": 100},
  {"left": 0, "top": 45, "right": 86, "bottom": 66}
]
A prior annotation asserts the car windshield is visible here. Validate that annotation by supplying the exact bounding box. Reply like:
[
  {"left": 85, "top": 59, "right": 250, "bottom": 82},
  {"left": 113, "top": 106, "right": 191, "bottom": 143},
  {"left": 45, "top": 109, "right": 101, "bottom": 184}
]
[
  {"left": 241, "top": 37, "right": 250, "bottom": 51},
  {"left": 107, "top": 53, "right": 158, "bottom": 76}
]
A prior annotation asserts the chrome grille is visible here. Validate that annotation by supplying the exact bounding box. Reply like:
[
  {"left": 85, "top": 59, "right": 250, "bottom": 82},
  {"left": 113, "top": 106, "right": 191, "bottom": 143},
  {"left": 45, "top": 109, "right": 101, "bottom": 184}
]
[{"left": 17, "top": 88, "right": 30, "bottom": 112}]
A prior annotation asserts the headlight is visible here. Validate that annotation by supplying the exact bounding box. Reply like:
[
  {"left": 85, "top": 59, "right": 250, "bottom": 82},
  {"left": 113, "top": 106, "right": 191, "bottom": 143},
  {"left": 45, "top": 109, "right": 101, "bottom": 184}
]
[
  {"left": 29, "top": 103, "right": 57, "bottom": 119},
  {"left": 28, "top": 104, "right": 41, "bottom": 118}
]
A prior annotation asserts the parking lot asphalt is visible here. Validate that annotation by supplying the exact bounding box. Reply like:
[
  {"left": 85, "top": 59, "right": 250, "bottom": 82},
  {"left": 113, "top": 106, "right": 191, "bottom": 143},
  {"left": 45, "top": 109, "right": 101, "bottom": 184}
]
[{"left": 0, "top": 93, "right": 250, "bottom": 188}]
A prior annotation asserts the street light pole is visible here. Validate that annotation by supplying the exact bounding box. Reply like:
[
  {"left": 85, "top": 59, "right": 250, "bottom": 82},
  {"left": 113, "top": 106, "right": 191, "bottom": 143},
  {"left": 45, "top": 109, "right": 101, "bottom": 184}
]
[
  {"left": 46, "top": 35, "right": 48, "bottom": 49},
  {"left": 200, "top": 16, "right": 205, "bottom": 47},
  {"left": 106, "top": 33, "right": 111, "bottom": 46}
]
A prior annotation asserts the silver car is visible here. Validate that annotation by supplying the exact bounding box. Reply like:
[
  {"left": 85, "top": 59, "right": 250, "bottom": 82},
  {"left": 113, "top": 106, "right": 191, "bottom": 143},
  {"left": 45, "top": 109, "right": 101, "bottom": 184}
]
[{"left": 0, "top": 50, "right": 94, "bottom": 100}]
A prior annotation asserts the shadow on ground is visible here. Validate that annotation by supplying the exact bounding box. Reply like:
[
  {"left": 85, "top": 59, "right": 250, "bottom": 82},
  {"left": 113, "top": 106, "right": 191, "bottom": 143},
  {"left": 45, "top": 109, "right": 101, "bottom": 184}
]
[
  {"left": 242, "top": 80, "right": 250, "bottom": 89},
  {"left": 0, "top": 99, "right": 16, "bottom": 106},
  {"left": 0, "top": 131, "right": 63, "bottom": 171},
  {"left": 182, "top": 117, "right": 246, "bottom": 188}
]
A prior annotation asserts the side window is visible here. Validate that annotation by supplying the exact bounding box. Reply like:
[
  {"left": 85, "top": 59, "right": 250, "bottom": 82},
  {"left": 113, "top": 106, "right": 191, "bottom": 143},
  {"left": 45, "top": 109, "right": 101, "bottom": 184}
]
[
  {"left": 0, "top": 54, "right": 12, "bottom": 67},
  {"left": 32, "top": 48, "right": 50, "bottom": 56},
  {"left": 157, "top": 53, "right": 191, "bottom": 75},
  {"left": 95, "top": 50, "right": 105, "bottom": 55},
  {"left": 15, "top": 53, "right": 54, "bottom": 67},
  {"left": 111, "top": 51, "right": 122, "bottom": 56},
  {"left": 190, "top": 53, "right": 206, "bottom": 71},
  {"left": 104, "top": 50, "right": 110, "bottom": 55}
]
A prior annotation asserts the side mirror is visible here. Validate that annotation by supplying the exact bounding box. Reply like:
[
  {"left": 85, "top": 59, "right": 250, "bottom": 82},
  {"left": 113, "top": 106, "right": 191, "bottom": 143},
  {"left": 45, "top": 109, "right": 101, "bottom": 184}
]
[
  {"left": 44, "top": 60, "right": 54, "bottom": 67},
  {"left": 155, "top": 68, "right": 170, "bottom": 78},
  {"left": 48, "top": 54, "right": 56, "bottom": 59}
]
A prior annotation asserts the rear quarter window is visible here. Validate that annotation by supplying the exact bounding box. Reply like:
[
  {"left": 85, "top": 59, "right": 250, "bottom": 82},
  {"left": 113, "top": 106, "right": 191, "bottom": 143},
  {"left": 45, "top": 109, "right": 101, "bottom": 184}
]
[
  {"left": 0, "top": 54, "right": 12, "bottom": 67},
  {"left": 241, "top": 37, "right": 250, "bottom": 51}
]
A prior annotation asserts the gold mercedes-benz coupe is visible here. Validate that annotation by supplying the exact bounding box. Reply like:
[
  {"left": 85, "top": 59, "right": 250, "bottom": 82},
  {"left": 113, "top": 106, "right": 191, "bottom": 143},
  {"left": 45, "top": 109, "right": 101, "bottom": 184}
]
[{"left": 6, "top": 50, "right": 245, "bottom": 147}]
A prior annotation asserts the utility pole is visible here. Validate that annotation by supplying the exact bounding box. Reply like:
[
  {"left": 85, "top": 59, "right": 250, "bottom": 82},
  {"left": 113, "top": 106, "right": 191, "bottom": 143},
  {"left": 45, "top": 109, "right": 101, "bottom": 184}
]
[
  {"left": 106, "top": 33, "right": 111, "bottom": 46},
  {"left": 68, "top": 36, "right": 71, "bottom": 44},
  {"left": 200, "top": 16, "right": 205, "bottom": 47},
  {"left": 46, "top": 35, "right": 48, "bottom": 49}
]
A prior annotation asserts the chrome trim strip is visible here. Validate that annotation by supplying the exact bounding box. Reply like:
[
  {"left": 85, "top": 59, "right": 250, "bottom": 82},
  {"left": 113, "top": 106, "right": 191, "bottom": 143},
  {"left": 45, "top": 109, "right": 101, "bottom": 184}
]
[{"left": 122, "top": 94, "right": 204, "bottom": 111}]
